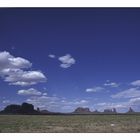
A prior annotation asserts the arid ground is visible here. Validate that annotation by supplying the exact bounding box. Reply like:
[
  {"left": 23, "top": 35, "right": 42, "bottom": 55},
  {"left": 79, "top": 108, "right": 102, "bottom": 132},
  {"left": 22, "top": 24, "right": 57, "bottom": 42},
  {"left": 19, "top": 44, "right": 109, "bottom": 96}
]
[{"left": 0, "top": 115, "right": 140, "bottom": 133}]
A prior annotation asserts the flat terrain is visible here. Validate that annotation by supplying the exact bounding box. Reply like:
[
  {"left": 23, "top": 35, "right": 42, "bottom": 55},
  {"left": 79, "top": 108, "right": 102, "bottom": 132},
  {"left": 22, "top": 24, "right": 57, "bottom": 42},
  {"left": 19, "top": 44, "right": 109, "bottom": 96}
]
[{"left": 0, "top": 115, "right": 140, "bottom": 133}]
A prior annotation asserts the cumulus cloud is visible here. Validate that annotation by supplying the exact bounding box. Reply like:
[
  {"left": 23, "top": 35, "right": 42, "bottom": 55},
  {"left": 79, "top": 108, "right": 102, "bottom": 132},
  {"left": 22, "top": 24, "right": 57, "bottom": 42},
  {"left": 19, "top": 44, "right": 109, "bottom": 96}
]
[
  {"left": 48, "top": 53, "right": 76, "bottom": 68},
  {"left": 26, "top": 95, "right": 89, "bottom": 112},
  {"left": 48, "top": 54, "right": 56, "bottom": 58},
  {"left": 131, "top": 80, "right": 140, "bottom": 86},
  {"left": 3, "top": 70, "right": 46, "bottom": 86},
  {"left": 111, "top": 88, "right": 140, "bottom": 98},
  {"left": 58, "top": 54, "right": 75, "bottom": 68},
  {"left": 0, "top": 51, "right": 47, "bottom": 86},
  {"left": 86, "top": 86, "right": 104, "bottom": 93},
  {"left": 104, "top": 81, "right": 119, "bottom": 87},
  {"left": 0, "top": 51, "right": 32, "bottom": 69},
  {"left": 17, "top": 88, "right": 47, "bottom": 96}
]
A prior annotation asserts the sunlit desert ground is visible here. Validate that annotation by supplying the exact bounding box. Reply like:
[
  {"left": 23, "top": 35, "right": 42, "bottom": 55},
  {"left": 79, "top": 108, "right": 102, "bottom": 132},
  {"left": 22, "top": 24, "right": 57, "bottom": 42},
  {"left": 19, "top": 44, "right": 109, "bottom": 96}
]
[{"left": 0, "top": 115, "right": 140, "bottom": 133}]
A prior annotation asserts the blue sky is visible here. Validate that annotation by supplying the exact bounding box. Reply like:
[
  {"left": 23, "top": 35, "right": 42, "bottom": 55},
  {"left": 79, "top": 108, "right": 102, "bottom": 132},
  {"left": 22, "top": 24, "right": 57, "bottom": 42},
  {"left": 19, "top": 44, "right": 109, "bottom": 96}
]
[{"left": 0, "top": 8, "right": 140, "bottom": 112}]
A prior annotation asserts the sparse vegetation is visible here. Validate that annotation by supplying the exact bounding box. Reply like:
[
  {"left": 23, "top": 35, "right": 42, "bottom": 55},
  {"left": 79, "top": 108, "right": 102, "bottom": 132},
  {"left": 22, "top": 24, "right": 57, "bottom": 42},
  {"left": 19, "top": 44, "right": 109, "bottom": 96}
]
[{"left": 0, "top": 115, "right": 140, "bottom": 133}]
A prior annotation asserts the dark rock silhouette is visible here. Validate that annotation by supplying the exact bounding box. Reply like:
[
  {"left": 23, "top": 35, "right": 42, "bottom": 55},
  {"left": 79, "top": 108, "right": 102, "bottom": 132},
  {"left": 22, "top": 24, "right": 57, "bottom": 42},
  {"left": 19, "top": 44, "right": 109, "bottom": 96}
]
[
  {"left": 112, "top": 108, "right": 117, "bottom": 113},
  {"left": 0, "top": 102, "right": 40, "bottom": 115},
  {"left": 20, "top": 102, "right": 35, "bottom": 114},
  {"left": 2, "top": 104, "right": 21, "bottom": 114},
  {"left": 0, "top": 103, "right": 138, "bottom": 115},
  {"left": 37, "top": 107, "right": 40, "bottom": 112},
  {"left": 73, "top": 107, "right": 91, "bottom": 114},
  {"left": 127, "top": 107, "right": 135, "bottom": 113}
]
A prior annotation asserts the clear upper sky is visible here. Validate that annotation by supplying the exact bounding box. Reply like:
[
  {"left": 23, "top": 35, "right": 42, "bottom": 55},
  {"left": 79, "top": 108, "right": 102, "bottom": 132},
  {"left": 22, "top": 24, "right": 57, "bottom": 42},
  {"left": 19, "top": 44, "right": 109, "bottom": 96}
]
[{"left": 0, "top": 8, "right": 140, "bottom": 112}]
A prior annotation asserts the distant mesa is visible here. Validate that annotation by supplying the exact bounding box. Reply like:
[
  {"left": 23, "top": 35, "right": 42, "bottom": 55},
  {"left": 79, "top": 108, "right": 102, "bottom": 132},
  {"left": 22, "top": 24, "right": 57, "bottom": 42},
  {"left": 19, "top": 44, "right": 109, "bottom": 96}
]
[
  {"left": 73, "top": 107, "right": 117, "bottom": 114},
  {"left": 37, "top": 107, "right": 40, "bottom": 112},
  {"left": 1, "top": 102, "right": 39, "bottom": 115},
  {"left": 40, "top": 110, "right": 51, "bottom": 114},
  {"left": 127, "top": 107, "right": 135, "bottom": 113},
  {"left": 21, "top": 103, "right": 34, "bottom": 114},
  {"left": 0, "top": 103, "right": 138, "bottom": 115},
  {"left": 0, "top": 102, "right": 63, "bottom": 115},
  {"left": 113, "top": 108, "right": 117, "bottom": 113},
  {"left": 73, "top": 107, "right": 91, "bottom": 114},
  {"left": 2, "top": 104, "right": 21, "bottom": 114},
  {"left": 103, "top": 108, "right": 117, "bottom": 114}
]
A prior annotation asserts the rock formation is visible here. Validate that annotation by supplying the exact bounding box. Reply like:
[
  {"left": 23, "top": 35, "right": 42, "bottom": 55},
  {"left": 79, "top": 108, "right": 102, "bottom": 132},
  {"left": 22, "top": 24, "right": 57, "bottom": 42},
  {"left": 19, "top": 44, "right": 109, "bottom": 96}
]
[
  {"left": 103, "top": 108, "right": 117, "bottom": 114},
  {"left": 127, "top": 107, "right": 135, "bottom": 113},
  {"left": 1, "top": 102, "right": 39, "bottom": 115},
  {"left": 73, "top": 107, "right": 91, "bottom": 114}
]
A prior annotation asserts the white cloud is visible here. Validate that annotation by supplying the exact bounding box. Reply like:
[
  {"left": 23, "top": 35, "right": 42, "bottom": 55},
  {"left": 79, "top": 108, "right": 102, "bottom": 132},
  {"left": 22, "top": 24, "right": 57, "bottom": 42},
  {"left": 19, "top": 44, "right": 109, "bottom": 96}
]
[
  {"left": 26, "top": 93, "right": 140, "bottom": 112},
  {"left": 26, "top": 95, "right": 89, "bottom": 112},
  {"left": 0, "top": 51, "right": 32, "bottom": 69},
  {"left": 42, "top": 93, "right": 47, "bottom": 96},
  {"left": 4, "top": 70, "right": 46, "bottom": 86},
  {"left": 0, "top": 51, "right": 47, "bottom": 86},
  {"left": 96, "top": 102, "right": 129, "bottom": 111},
  {"left": 26, "top": 93, "right": 140, "bottom": 113},
  {"left": 111, "top": 87, "right": 140, "bottom": 98},
  {"left": 48, "top": 54, "right": 56, "bottom": 58},
  {"left": 128, "top": 98, "right": 140, "bottom": 111},
  {"left": 72, "top": 99, "right": 89, "bottom": 105},
  {"left": 17, "top": 88, "right": 46, "bottom": 96},
  {"left": 97, "top": 102, "right": 107, "bottom": 106},
  {"left": 104, "top": 81, "right": 119, "bottom": 87},
  {"left": 129, "top": 97, "right": 140, "bottom": 106},
  {"left": 48, "top": 53, "right": 76, "bottom": 68},
  {"left": 86, "top": 86, "right": 104, "bottom": 93},
  {"left": 58, "top": 54, "right": 75, "bottom": 68},
  {"left": 97, "top": 97, "right": 140, "bottom": 112},
  {"left": 131, "top": 80, "right": 140, "bottom": 86},
  {"left": 2, "top": 100, "right": 10, "bottom": 104}
]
